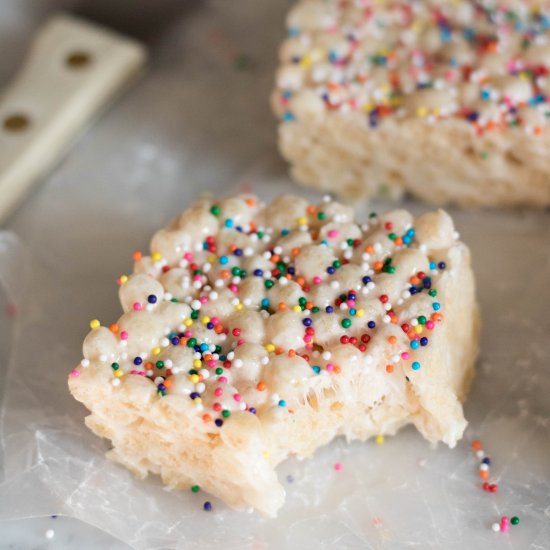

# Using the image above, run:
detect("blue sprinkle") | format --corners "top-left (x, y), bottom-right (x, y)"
top-left (224, 219), bottom-right (234, 228)
top-left (412, 361), bottom-right (421, 370)
top-left (282, 111), bottom-right (296, 123)
top-left (219, 256), bottom-right (229, 265)
top-left (410, 340), bottom-right (420, 350)
top-left (433, 302), bottom-right (441, 311)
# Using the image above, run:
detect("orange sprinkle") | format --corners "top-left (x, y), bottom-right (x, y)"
top-left (374, 261), bottom-right (383, 271)
top-left (305, 301), bottom-right (314, 309)
top-left (163, 379), bottom-right (173, 389)
top-left (249, 221), bottom-right (257, 231)
top-left (202, 414), bottom-right (212, 423)
top-left (179, 338), bottom-right (188, 346)
top-left (285, 273), bottom-right (292, 280)
top-left (271, 254), bottom-right (280, 263)
top-left (410, 276), bottom-right (420, 285)
top-left (471, 440), bottom-right (482, 450)
top-left (109, 323), bottom-right (119, 333)
top-left (306, 205), bottom-right (316, 214)
top-left (431, 312), bottom-right (444, 322)
top-left (229, 244), bottom-right (237, 252)
top-left (257, 381), bottom-right (266, 391)
top-left (132, 250), bottom-right (142, 261)
top-left (278, 302), bottom-right (287, 310)
top-left (386, 364), bottom-right (394, 373)
top-left (214, 325), bottom-right (224, 334)
top-left (296, 277), bottom-right (305, 286)
top-left (291, 247), bottom-right (300, 257)
top-left (391, 316), bottom-right (399, 324)
top-left (145, 361), bottom-right (153, 369)
top-left (288, 349), bottom-right (296, 357)
top-left (388, 336), bottom-right (397, 344)
top-left (333, 365), bottom-right (342, 374)
top-left (535, 126), bottom-right (543, 136)
top-left (245, 198), bottom-right (255, 206)
top-left (221, 270), bottom-right (230, 279)
top-left (275, 346), bottom-right (285, 355)
top-left (365, 245), bottom-right (374, 254)
top-left (395, 237), bottom-right (403, 246)
top-left (480, 471), bottom-right (489, 479)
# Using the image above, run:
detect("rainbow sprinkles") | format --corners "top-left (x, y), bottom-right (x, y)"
top-left (69, 193), bottom-right (479, 516)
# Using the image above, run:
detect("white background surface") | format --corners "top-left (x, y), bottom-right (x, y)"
top-left (0, 1), bottom-right (549, 549)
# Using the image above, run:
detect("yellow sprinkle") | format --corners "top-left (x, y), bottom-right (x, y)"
top-left (193, 359), bottom-right (202, 369)
top-left (189, 374), bottom-right (200, 384)
top-left (375, 435), bottom-right (385, 445)
top-left (520, 71), bottom-right (529, 81)
top-left (193, 397), bottom-right (202, 404)
top-left (416, 106), bottom-right (428, 117)
top-left (362, 101), bottom-right (374, 112)
top-left (297, 216), bottom-right (307, 225)
top-left (202, 316), bottom-right (210, 325)
top-left (299, 54), bottom-right (312, 69)
top-left (184, 318), bottom-right (193, 327)
top-left (119, 275), bottom-right (128, 284)
top-left (90, 319), bottom-right (100, 329)
top-left (152, 347), bottom-right (161, 356)
top-left (262, 450), bottom-right (270, 460)
top-left (292, 305), bottom-right (302, 312)
top-left (414, 325), bottom-right (423, 334)
top-left (151, 252), bottom-right (162, 262)
top-left (235, 303), bottom-right (243, 311)
top-left (114, 369), bottom-right (124, 378)
top-left (265, 344), bottom-right (276, 353)
top-left (356, 308), bottom-right (364, 318)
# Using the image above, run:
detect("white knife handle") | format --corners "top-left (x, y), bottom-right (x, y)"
top-left (0, 15), bottom-right (147, 223)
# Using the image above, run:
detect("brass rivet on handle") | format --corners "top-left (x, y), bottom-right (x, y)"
top-left (3, 114), bottom-right (30, 132)
top-left (66, 51), bottom-right (92, 68)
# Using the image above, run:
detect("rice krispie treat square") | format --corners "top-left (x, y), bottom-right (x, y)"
top-left (272, 1), bottom-right (550, 206)
top-left (69, 193), bottom-right (479, 516)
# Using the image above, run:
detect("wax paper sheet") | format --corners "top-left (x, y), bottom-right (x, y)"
top-left (1, 1), bottom-right (550, 548)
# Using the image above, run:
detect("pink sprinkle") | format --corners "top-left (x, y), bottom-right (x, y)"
top-left (229, 284), bottom-right (238, 293)
top-left (199, 296), bottom-right (208, 304)
top-left (218, 376), bottom-right (228, 384)
top-left (425, 321), bottom-right (434, 330)
top-left (184, 330), bottom-right (193, 337)
top-left (70, 370), bottom-right (80, 378)
top-left (327, 230), bottom-right (339, 238)
top-left (233, 393), bottom-right (241, 402)
top-left (133, 302), bottom-right (142, 311)
top-left (401, 352), bottom-right (410, 360)
top-left (214, 388), bottom-right (223, 397)
top-left (183, 252), bottom-right (193, 261)
top-left (192, 275), bottom-right (202, 281)
top-left (305, 344), bottom-right (313, 350)
top-left (346, 299), bottom-right (355, 307)
top-left (334, 463), bottom-right (342, 471)
top-left (237, 338), bottom-right (245, 346)
top-left (500, 523), bottom-right (510, 533)
top-left (120, 331), bottom-right (129, 340)
top-left (313, 276), bottom-right (322, 285)
top-left (207, 360), bottom-right (216, 368)
top-left (303, 335), bottom-right (312, 343)
top-left (211, 317), bottom-right (220, 325)
top-left (326, 363), bottom-right (335, 372)
top-left (501, 517), bottom-right (509, 524)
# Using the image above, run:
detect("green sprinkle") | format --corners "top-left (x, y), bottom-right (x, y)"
top-left (332, 260), bottom-right (341, 268)
top-left (511, 516), bottom-right (520, 525)
top-left (111, 362), bottom-right (119, 370)
top-left (215, 367), bottom-right (223, 375)
top-left (264, 280), bottom-right (274, 289)
top-left (317, 212), bottom-right (325, 220)
top-left (231, 266), bottom-right (241, 276)
top-left (346, 239), bottom-right (354, 246)
top-left (156, 361), bottom-right (164, 369)
top-left (341, 318), bottom-right (352, 329)
top-left (312, 306), bottom-right (320, 313)
top-left (191, 310), bottom-right (199, 320)
top-left (257, 231), bottom-right (264, 238)
top-left (429, 290), bottom-right (437, 297)
top-left (191, 485), bottom-right (200, 493)
top-left (210, 205), bottom-right (221, 216)
top-left (388, 233), bottom-right (397, 241)
top-left (187, 337), bottom-right (197, 347)
top-left (222, 410), bottom-right (230, 418)
top-left (418, 315), bottom-right (427, 325)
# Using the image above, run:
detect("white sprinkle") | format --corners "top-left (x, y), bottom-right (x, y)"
top-left (112, 379), bottom-right (121, 387)
top-left (491, 523), bottom-right (501, 532)
top-left (199, 369), bottom-right (209, 379)
top-left (261, 356), bottom-right (270, 365)
top-left (154, 376), bottom-right (164, 384)
top-left (365, 354), bottom-right (373, 364)
top-left (81, 359), bottom-right (90, 368)
top-left (322, 351), bottom-right (332, 360)
top-left (121, 352), bottom-right (128, 360)
top-left (234, 359), bottom-right (244, 368)
top-left (227, 351), bottom-right (235, 360)
top-left (384, 303), bottom-right (392, 311)
top-left (99, 354), bottom-right (107, 363)
top-left (161, 338), bottom-right (170, 347)
top-left (475, 450), bottom-right (485, 459)
top-left (196, 382), bottom-right (206, 393)
top-left (479, 463), bottom-right (489, 472)
top-left (146, 369), bottom-right (154, 376)
top-left (330, 281), bottom-right (340, 289)
top-left (45, 529), bottom-right (55, 540)
top-left (195, 403), bottom-right (204, 412)
top-left (146, 304), bottom-right (154, 312)
top-left (383, 315), bottom-right (391, 323)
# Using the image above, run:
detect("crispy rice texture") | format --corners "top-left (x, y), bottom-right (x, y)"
top-left (69, 194), bottom-right (479, 516)
top-left (272, 0), bottom-right (550, 207)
